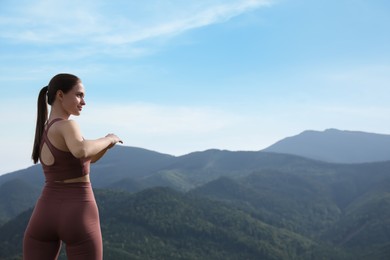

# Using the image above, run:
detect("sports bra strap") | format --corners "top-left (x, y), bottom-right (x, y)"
top-left (45, 118), bottom-right (64, 131)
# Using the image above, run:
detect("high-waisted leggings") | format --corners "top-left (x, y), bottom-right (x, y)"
top-left (23, 182), bottom-right (102, 260)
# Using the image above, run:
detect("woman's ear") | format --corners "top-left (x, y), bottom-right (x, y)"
top-left (56, 90), bottom-right (64, 100)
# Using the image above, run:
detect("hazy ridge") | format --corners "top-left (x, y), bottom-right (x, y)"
top-left (1, 129), bottom-right (390, 259)
top-left (263, 128), bottom-right (390, 163)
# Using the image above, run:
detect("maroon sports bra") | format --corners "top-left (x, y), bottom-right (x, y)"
top-left (40, 118), bottom-right (91, 182)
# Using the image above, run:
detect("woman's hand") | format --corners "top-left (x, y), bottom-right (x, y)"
top-left (106, 133), bottom-right (123, 149)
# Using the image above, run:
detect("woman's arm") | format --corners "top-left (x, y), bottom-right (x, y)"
top-left (91, 139), bottom-right (121, 163)
top-left (60, 120), bottom-right (121, 159)
top-left (90, 146), bottom-right (109, 163)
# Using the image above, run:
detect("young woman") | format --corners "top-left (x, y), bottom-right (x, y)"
top-left (23, 73), bottom-right (122, 260)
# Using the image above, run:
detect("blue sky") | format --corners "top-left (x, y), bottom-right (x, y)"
top-left (1, 0), bottom-right (389, 174)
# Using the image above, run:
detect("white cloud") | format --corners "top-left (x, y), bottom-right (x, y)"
top-left (0, 0), bottom-right (106, 43)
top-left (78, 102), bottom-right (242, 136)
top-left (95, 0), bottom-right (272, 45)
top-left (1, 0), bottom-right (272, 46)
top-left (0, 0), bottom-right (274, 84)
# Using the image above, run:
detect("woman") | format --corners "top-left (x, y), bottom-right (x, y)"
top-left (23, 73), bottom-right (122, 260)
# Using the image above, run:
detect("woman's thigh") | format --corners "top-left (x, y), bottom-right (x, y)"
top-left (59, 201), bottom-right (102, 260)
top-left (23, 199), bottom-right (62, 259)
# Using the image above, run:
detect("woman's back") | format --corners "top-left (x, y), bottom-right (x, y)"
top-left (40, 118), bottom-right (90, 183)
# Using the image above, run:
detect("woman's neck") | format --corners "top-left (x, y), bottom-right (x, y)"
top-left (48, 110), bottom-right (69, 121)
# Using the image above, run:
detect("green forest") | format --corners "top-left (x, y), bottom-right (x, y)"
top-left (1, 148), bottom-right (390, 259)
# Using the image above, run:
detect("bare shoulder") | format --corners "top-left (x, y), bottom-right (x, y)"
top-left (60, 119), bottom-right (78, 127)
top-left (57, 120), bottom-right (82, 137)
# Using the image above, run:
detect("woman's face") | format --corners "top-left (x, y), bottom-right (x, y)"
top-left (61, 82), bottom-right (86, 116)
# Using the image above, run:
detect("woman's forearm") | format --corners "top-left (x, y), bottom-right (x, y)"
top-left (74, 137), bottom-right (113, 159)
top-left (90, 147), bottom-right (109, 163)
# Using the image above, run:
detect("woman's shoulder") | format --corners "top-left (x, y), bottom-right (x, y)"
top-left (52, 119), bottom-right (80, 133)
top-left (61, 119), bottom-right (80, 128)
top-left (53, 119), bottom-right (83, 141)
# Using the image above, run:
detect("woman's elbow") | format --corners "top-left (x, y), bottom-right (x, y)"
top-left (73, 148), bottom-right (88, 159)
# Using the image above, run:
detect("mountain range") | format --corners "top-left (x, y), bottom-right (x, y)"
top-left (263, 128), bottom-right (390, 163)
top-left (1, 128), bottom-right (390, 259)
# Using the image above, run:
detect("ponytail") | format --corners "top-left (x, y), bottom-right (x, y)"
top-left (32, 73), bottom-right (80, 163)
top-left (32, 86), bottom-right (49, 164)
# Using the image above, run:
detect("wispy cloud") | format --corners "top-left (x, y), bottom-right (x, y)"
top-left (0, 0), bottom-right (273, 81)
top-left (0, 0), bottom-right (105, 44)
top-left (96, 0), bottom-right (272, 45)
top-left (1, 0), bottom-right (272, 47)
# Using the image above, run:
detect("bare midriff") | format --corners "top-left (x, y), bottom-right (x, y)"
top-left (55, 175), bottom-right (90, 183)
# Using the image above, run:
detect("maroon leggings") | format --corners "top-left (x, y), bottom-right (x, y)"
top-left (23, 182), bottom-right (102, 260)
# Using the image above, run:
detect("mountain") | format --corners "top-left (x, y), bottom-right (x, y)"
top-left (0, 146), bottom-right (327, 193)
top-left (190, 169), bottom-right (390, 259)
top-left (0, 179), bottom-right (41, 226)
top-left (0, 146), bottom-right (346, 224)
top-left (4, 169), bottom-right (390, 259)
top-left (88, 145), bottom-right (176, 187)
top-left (263, 128), bottom-right (390, 163)
top-left (0, 146), bottom-right (176, 223)
top-left (0, 187), bottom-right (346, 260)
top-left (1, 146), bottom-right (390, 258)
top-left (1, 146), bottom-right (390, 224)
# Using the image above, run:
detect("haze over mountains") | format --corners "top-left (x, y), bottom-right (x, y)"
top-left (263, 128), bottom-right (390, 163)
top-left (1, 128), bottom-right (390, 259)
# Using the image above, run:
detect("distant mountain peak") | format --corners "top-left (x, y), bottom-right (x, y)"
top-left (263, 129), bottom-right (390, 163)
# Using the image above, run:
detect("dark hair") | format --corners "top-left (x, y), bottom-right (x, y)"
top-left (31, 73), bottom-right (81, 164)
